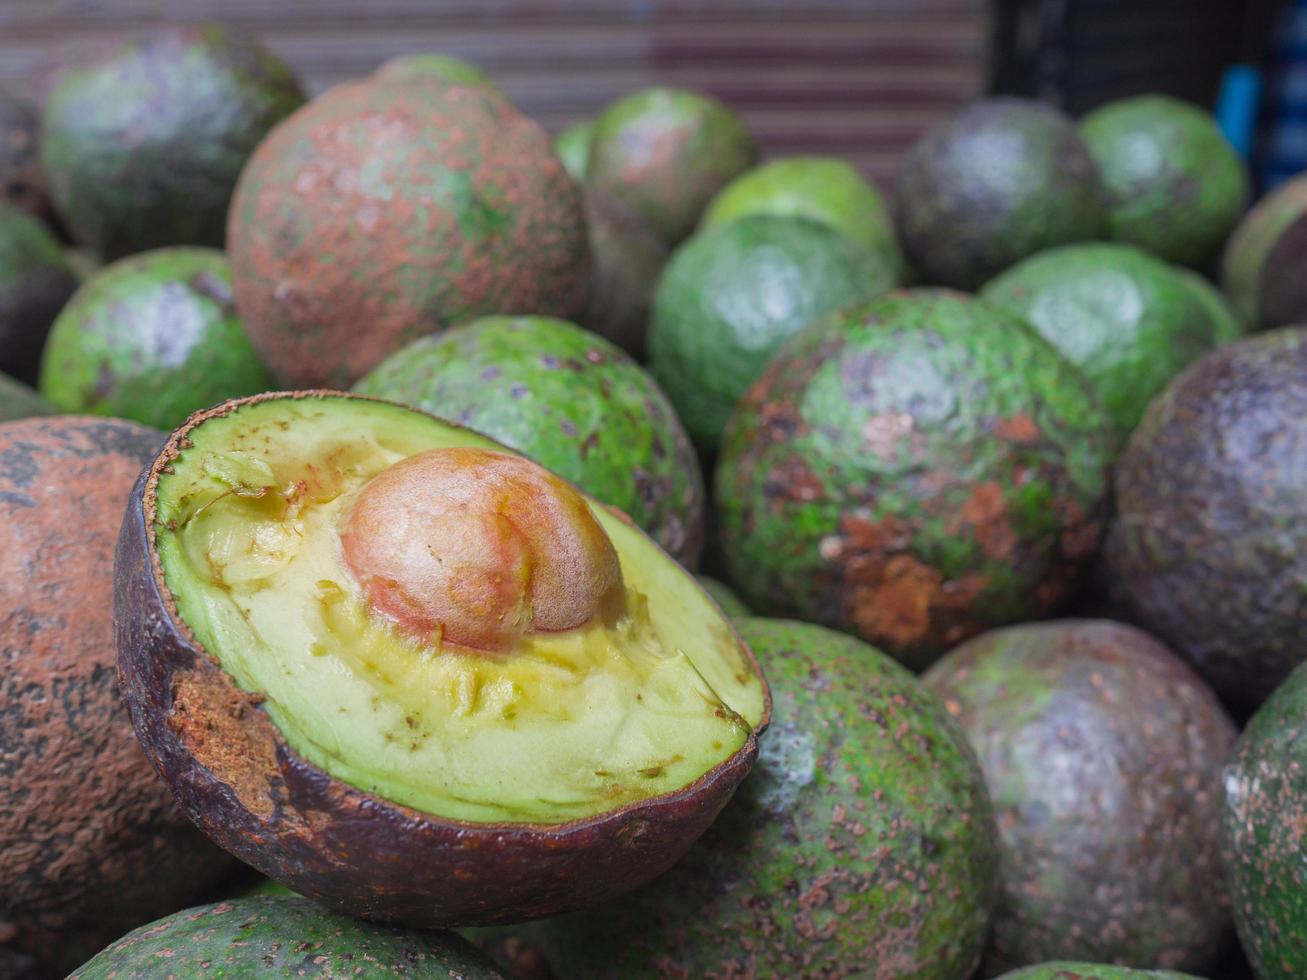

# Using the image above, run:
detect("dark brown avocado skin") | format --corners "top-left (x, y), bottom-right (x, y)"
top-left (112, 390), bottom-right (770, 929)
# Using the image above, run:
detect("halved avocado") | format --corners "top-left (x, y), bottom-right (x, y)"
top-left (114, 390), bottom-right (769, 927)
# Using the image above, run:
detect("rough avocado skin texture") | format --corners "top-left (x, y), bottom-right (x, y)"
top-left (1222, 659), bottom-right (1307, 980)
top-left (1080, 95), bottom-right (1249, 269)
top-left (716, 289), bottom-right (1111, 670)
top-left (995, 965), bottom-right (1205, 980)
top-left (697, 575), bottom-right (750, 617)
top-left (0, 371), bottom-right (52, 420)
top-left (537, 617), bottom-right (999, 980)
top-left (587, 86), bottom-right (757, 244)
top-left (0, 203), bottom-right (78, 384)
top-left (1104, 328), bottom-right (1307, 706)
top-left (554, 119), bottom-right (593, 182)
top-left (40, 24), bottom-right (305, 261)
top-left (650, 214), bottom-right (895, 452)
top-left (700, 154), bottom-right (906, 279)
top-left (980, 243), bottom-right (1223, 448)
top-left (1221, 171), bottom-right (1307, 331)
top-left (894, 97), bottom-right (1105, 290)
top-left (68, 896), bottom-right (505, 978)
top-left (228, 77), bottom-right (591, 388)
top-left (353, 316), bottom-right (704, 565)
top-left (38, 247), bottom-right (272, 430)
top-left (924, 620), bottom-right (1235, 975)
top-left (374, 51), bottom-right (499, 91)
top-left (578, 189), bottom-right (668, 359)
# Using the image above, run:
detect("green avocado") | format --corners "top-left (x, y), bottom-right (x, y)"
top-left (980, 243), bottom-right (1224, 448)
top-left (353, 315), bottom-right (704, 566)
top-left (1104, 327), bottom-right (1307, 706)
top-left (0, 371), bottom-right (53, 421)
top-left (587, 87), bottom-right (757, 244)
top-left (1222, 659), bottom-right (1307, 979)
top-left (995, 965), bottom-right (1206, 980)
top-left (38, 247), bottom-right (273, 430)
top-left (1221, 171), bottom-right (1307, 331)
top-left (715, 288), bottom-right (1111, 670)
top-left (0, 203), bottom-right (78, 384)
top-left (373, 51), bottom-right (500, 92)
top-left (894, 97), bottom-right (1106, 289)
top-left (554, 119), bottom-right (593, 182)
top-left (649, 214), bottom-right (896, 451)
top-left (41, 23), bottom-right (305, 260)
top-left (578, 190), bottom-right (669, 360)
top-left (1080, 95), bottom-right (1250, 268)
top-left (1176, 268), bottom-right (1244, 344)
top-left (924, 620), bottom-right (1235, 974)
top-left (696, 576), bottom-right (750, 617)
top-left (700, 155), bottom-right (906, 280)
top-left (68, 896), bottom-right (504, 978)
top-left (536, 617), bottom-right (998, 978)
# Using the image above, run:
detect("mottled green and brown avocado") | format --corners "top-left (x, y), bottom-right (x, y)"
top-left (650, 214), bottom-right (897, 452)
top-left (995, 965), bottom-right (1206, 980)
top-left (716, 289), bottom-right (1111, 670)
top-left (353, 316), bottom-right (705, 565)
top-left (1105, 327), bottom-right (1307, 706)
top-left (0, 89), bottom-right (53, 225)
top-left (587, 87), bottom-right (757, 244)
top-left (38, 247), bottom-right (272, 430)
top-left (537, 617), bottom-right (999, 979)
top-left (40, 23), bottom-right (305, 260)
top-left (69, 896), bottom-right (504, 979)
top-left (1080, 95), bottom-right (1249, 268)
top-left (373, 51), bottom-right (499, 91)
top-left (0, 203), bottom-right (78, 384)
top-left (924, 620), bottom-right (1235, 974)
top-left (980, 243), bottom-right (1227, 448)
top-left (1222, 659), bottom-right (1307, 979)
top-left (1221, 171), bottom-right (1307, 331)
top-left (894, 97), bottom-right (1106, 289)
top-left (578, 190), bottom-right (668, 359)
top-left (0, 416), bottom-right (233, 979)
top-left (0, 371), bottom-right (52, 421)
top-left (228, 77), bottom-right (590, 388)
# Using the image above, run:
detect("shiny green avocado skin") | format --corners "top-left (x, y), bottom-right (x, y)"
top-left (0, 204), bottom-right (78, 384)
top-left (995, 964), bottom-right (1205, 980)
top-left (1221, 171), bottom-right (1307, 331)
top-left (537, 618), bottom-right (998, 979)
top-left (353, 315), bottom-right (705, 566)
top-left (40, 23), bottom-right (305, 260)
top-left (716, 289), bottom-right (1111, 670)
top-left (67, 896), bottom-right (504, 979)
top-left (1080, 95), bottom-right (1249, 269)
top-left (981, 243), bottom-right (1225, 449)
top-left (1223, 660), bottom-right (1307, 980)
top-left (0, 371), bottom-right (53, 421)
top-left (894, 97), bottom-right (1106, 289)
top-left (38, 247), bottom-right (273, 430)
top-left (650, 214), bottom-right (895, 452)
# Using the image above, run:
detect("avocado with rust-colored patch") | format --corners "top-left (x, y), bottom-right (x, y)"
top-left (0, 203), bottom-right (78, 384)
top-left (537, 617), bottom-right (998, 979)
top-left (925, 620), bottom-right (1235, 975)
top-left (894, 98), bottom-right (1106, 289)
top-left (69, 896), bottom-right (504, 978)
top-left (1080, 95), bottom-right (1249, 268)
top-left (1221, 170), bottom-right (1307, 331)
top-left (716, 288), bottom-right (1111, 670)
top-left (38, 247), bottom-right (273, 430)
top-left (41, 24), bottom-right (305, 260)
top-left (354, 315), bottom-right (704, 566)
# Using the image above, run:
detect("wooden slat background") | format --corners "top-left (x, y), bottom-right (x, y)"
top-left (0, 0), bottom-right (991, 186)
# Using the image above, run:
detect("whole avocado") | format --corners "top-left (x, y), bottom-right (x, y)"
top-left (41, 24), bottom-right (305, 260)
top-left (1080, 95), bottom-right (1249, 268)
top-left (587, 86), bottom-right (757, 244)
top-left (894, 98), bottom-right (1106, 289)
top-left (537, 618), bottom-right (999, 979)
top-left (650, 214), bottom-right (896, 451)
top-left (995, 965), bottom-right (1205, 980)
top-left (1222, 659), bottom-right (1307, 979)
top-left (924, 620), bottom-right (1235, 974)
top-left (1105, 327), bottom-right (1307, 706)
top-left (0, 203), bottom-right (78, 383)
top-left (353, 316), bottom-right (704, 566)
top-left (980, 243), bottom-right (1226, 448)
top-left (578, 190), bottom-right (668, 359)
top-left (716, 289), bottom-right (1111, 670)
top-left (228, 77), bottom-right (591, 388)
top-left (38, 247), bottom-right (272, 430)
top-left (1221, 171), bottom-right (1307, 331)
top-left (69, 895), bottom-right (504, 979)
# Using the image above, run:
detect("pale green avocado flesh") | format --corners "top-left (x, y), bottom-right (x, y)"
top-left (152, 396), bottom-right (765, 824)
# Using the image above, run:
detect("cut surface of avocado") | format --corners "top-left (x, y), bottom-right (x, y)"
top-left (152, 396), bottom-right (765, 824)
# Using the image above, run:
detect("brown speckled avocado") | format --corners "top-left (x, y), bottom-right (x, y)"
top-left (228, 77), bottom-right (591, 388)
top-left (0, 416), bottom-right (233, 979)
top-left (924, 620), bottom-right (1235, 975)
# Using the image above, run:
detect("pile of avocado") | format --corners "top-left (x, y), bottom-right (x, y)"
top-left (3, 19), bottom-right (1307, 980)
